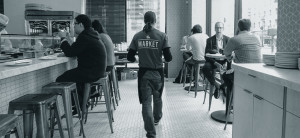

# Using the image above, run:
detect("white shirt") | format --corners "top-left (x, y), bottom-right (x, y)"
top-left (186, 33), bottom-right (209, 61)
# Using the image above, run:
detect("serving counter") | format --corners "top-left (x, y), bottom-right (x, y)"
top-left (232, 63), bottom-right (300, 138)
top-left (0, 55), bottom-right (76, 114)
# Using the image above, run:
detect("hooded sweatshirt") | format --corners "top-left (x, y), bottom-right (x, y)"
top-left (60, 28), bottom-right (107, 79)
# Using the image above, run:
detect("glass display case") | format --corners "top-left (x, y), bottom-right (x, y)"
top-left (0, 34), bottom-right (60, 60)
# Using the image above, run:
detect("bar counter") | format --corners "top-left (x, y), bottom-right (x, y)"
top-left (0, 54), bottom-right (77, 114)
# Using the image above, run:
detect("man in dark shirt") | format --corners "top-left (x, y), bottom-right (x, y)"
top-left (202, 22), bottom-right (230, 99)
top-left (127, 11), bottom-right (172, 138)
top-left (56, 14), bottom-right (107, 107)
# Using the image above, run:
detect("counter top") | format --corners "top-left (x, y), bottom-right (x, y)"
top-left (0, 54), bottom-right (76, 80)
top-left (232, 63), bottom-right (300, 92)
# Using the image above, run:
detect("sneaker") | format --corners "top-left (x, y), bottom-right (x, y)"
top-left (214, 86), bottom-right (220, 99)
top-left (154, 120), bottom-right (160, 125)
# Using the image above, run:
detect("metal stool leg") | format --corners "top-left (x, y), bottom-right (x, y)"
top-left (111, 67), bottom-right (120, 102)
top-left (23, 110), bottom-right (34, 138)
top-left (102, 78), bottom-right (114, 133)
top-left (188, 66), bottom-right (194, 93)
top-left (183, 65), bottom-right (187, 87)
top-left (224, 88), bottom-right (233, 130)
top-left (35, 105), bottom-right (50, 138)
top-left (61, 91), bottom-right (74, 138)
top-left (194, 64), bottom-right (200, 98)
top-left (53, 101), bottom-right (65, 138)
top-left (82, 83), bottom-right (91, 124)
top-left (73, 90), bottom-right (86, 138)
top-left (15, 118), bottom-right (24, 138)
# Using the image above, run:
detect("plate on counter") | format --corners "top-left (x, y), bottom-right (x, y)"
top-left (4, 59), bottom-right (32, 66)
top-left (39, 55), bottom-right (57, 60)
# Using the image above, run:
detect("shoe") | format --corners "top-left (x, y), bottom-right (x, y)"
top-left (154, 120), bottom-right (160, 125)
top-left (214, 86), bottom-right (220, 99)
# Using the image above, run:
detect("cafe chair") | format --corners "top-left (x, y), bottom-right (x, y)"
top-left (8, 94), bottom-right (64, 138)
top-left (0, 114), bottom-right (23, 138)
top-left (203, 70), bottom-right (225, 111)
top-left (42, 82), bottom-right (85, 138)
top-left (82, 74), bottom-right (114, 133)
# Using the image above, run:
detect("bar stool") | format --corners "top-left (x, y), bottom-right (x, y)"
top-left (187, 62), bottom-right (206, 98)
top-left (90, 71), bottom-right (116, 111)
top-left (0, 114), bottom-right (23, 138)
top-left (82, 74), bottom-right (114, 133)
top-left (224, 85), bottom-right (234, 130)
top-left (42, 82), bottom-right (85, 138)
top-left (111, 66), bottom-right (121, 101)
top-left (8, 94), bottom-right (64, 138)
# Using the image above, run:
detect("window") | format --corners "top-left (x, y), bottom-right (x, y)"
top-left (126, 0), bottom-right (165, 44)
top-left (192, 0), bottom-right (206, 34)
top-left (211, 0), bottom-right (235, 37)
top-left (242, 0), bottom-right (278, 53)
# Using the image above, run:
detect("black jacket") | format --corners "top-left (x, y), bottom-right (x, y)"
top-left (61, 28), bottom-right (107, 80)
top-left (205, 35), bottom-right (230, 65)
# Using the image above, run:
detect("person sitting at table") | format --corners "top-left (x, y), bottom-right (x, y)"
top-left (222, 18), bottom-right (262, 101)
top-left (202, 22), bottom-right (230, 99)
top-left (56, 14), bottom-right (107, 110)
top-left (185, 24), bottom-right (209, 66)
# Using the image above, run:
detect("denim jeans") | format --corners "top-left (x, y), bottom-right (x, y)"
top-left (140, 71), bottom-right (163, 138)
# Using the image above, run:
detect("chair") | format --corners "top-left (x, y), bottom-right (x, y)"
top-left (0, 114), bottom-right (23, 138)
top-left (82, 74), bottom-right (114, 133)
top-left (187, 62), bottom-right (207, 98)
top-left (8, 94), bottom-right (64, 138)
top-left (203, 70), bottom-right (225, 111)
top-left (42, 82), bottom-right (85, 138)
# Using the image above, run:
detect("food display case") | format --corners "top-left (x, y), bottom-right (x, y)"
top-left (0, 34), bottom-right (60, 60)
top-left (24, 10), bottom-right (79, 36)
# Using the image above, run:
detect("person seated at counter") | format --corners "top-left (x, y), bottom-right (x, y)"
top-left (202, 22), bottom-right (230, 99)
top-left (92, 20), bottom-right (115, 71)
top-left (0, 13), bottom-right (12, 51)
top-left (56, 14), bottom-right (107, 111)
top-left (222, 19), bottom-right (262, 97)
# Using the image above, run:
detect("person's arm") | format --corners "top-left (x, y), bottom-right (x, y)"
top-left (60, 35), bottom-right (86, 57)
top-left (163, 47), bottom-right (172, 62)
top-left (127, 35), bottom-right (138, 62)
top-left (127, 48), bottom-right (137, 62)
top-left (223, 38), bottom-right (236, 61)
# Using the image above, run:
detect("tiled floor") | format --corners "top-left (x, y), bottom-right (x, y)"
top-left (53, 78), bottom-right (232, 138)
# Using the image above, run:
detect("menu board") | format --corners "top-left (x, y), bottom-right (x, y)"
top-left (86, 0), bottom-right (126, 43)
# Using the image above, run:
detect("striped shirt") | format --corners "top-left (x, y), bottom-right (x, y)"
top-left (224, 31), bottom-right (262, 63)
